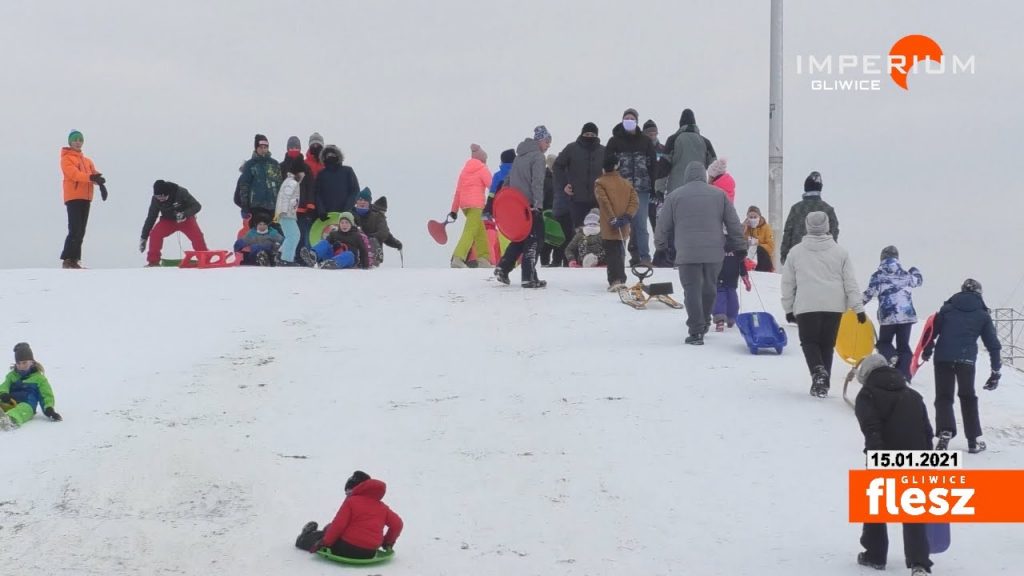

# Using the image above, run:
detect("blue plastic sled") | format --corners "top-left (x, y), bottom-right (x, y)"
top-left (316, 547), bottom-right (395, 565)
top-left (927, 523), bottom-right (950, 554)
top-left (735, 312), bottom-right (788, 355)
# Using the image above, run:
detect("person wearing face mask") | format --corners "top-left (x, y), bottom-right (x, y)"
top-left (553, 122), bottom-right (605, 229)
top-left (315, 144), bottom-right (361, 220)
top-left (353, 188), bottom-right (402, 265)
top-left (743, 206), bottom-right (775, 272)
top-left (605, 108), bottom-right (657, 266)
top-left (564, 209), bottom-right (606, 268)
top-left (663, 108), bottom-right (717, 194)
top-left (237, 134), bottom-right (284, 229)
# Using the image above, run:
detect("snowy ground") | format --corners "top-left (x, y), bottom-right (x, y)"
top-left (1, 267), bottom-right (1022, 576)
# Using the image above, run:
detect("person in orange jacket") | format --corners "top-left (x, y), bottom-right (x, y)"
top-left (60, 130), bottom-right (106, 269)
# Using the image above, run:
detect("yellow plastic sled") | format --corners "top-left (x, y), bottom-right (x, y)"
top-left (837, 309), bottom-right (876, 406)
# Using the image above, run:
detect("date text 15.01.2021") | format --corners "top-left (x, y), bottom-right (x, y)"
top-left (866, 450), bottom-right (962, 469)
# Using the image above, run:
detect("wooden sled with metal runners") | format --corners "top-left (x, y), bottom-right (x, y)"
top-left (618, 264), bottom-right (684, 310)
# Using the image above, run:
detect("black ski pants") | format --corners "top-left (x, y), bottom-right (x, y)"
top-left (603, 239), bottom-right (626, 286)
top-left (295, 522), bottom-right (376, 559)
top-left (796, 312), bottom-right (843, 380)
top-left (60, 199), bottom-right (91, 261)
top-left (498, 213), bottom-right (544, 283)
top-left (860, 523), bottom-right (932, 571)
top-left (934, 361), bottom-right (982, 443)
top-left (877, 323), bottom-right (913, 380)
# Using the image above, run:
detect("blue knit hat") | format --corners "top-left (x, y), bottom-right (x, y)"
top-left (533, 125), bottom-right (552, 142)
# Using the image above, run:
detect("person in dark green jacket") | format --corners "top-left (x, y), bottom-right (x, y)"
top-left (353, 188), bottom-right (402, 265)
top-left (0, 343), bottom-right (61, 430)
top-left (779, 171), bottom-right (839, 264)
top-left (237, 134), bottom-right (284, 225)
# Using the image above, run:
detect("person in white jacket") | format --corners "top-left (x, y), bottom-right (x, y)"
top-left (275, 159), bottom-right (305, 265)
top-left (781, 211), bottom-right (866, 397)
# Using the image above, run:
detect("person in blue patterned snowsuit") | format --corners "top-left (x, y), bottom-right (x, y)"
top-left (862, 246), bottom-right (923, 379)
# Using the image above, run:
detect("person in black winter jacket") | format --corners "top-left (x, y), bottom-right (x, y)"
top-left (605, 108), bottom-right (657, 265)
top-left (553, 122), bottom-right (606, 228)
top-left (315, 145), bottom-right (360, 219)
top-left (140, 180), bottom-right (208, 267)
top-left (922, 278), bottom-right (1001, 453)
top-left (853, 353), bottom-right (934, 574)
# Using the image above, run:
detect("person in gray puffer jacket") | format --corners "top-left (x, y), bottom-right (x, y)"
top-left (655, 161), bottom-right (746, 344)
top-left (663, 108), bottom-right (717, 193)
top-left (495, 125), bottom-right (552, 288)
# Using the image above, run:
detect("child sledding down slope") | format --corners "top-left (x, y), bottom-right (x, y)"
top-left (294, 471), bottom-right (404, 559)
top-left (299, 212), bottom-right (370, 269)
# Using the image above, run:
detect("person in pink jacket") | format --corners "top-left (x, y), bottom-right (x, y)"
top-left (449, 144), bottom-right (493, 268)
top-left (708, 158), bottom-right (735, 204)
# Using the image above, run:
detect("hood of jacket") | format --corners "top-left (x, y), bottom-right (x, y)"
top-left (947, 291), bottom-right (987, 313)
top-left (349, 478), bottom-right (387, 500)
top-left (372, 196), bottom-right (388, 213)
top-left (866, 366), bottom-right (908, 393)
top-left (320, 144), bottom-right (344, 165)
top-left (878, 258), bottom-right (906, 275)
top-left (711, 173), bottom-right (735, 196)
top-left (682, 161), bottom-right (707, 185)
top-left (800, 233), bottom-right (836, 252)
top-left (515, 138), bottom-right (540, 156)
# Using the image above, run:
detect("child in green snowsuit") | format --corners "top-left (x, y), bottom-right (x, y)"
top-left (0, 343), bottom-right (62, 430)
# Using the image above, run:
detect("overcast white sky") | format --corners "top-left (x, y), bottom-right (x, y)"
top-left (2, 0), bottom-right (1022, 311)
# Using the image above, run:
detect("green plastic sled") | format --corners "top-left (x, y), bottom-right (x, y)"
top-left (159, 258), bottom-right (182, 267)
top-left (309, 212), bottom-right (343, 246)
top-left (543, 210), bottom-right (564, 247)
top-left (316, 547), bottom-right (395, 565)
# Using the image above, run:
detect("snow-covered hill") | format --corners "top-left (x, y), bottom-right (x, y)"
top-left (1, 267), bottom-right (1022, 575)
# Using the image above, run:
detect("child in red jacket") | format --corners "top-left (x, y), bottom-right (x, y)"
top-left (295, 471), bottom-right (404, 559)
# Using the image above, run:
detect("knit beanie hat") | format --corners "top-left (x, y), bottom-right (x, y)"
top-left (857, 353), bottom-right (892, 385)
top-left (68, 130), bottom-right (84, 145)
top-left (286, 136), bottom-right (302, 150)
top-left (254, 134), bottom-right (269, 150)
top-left (470, 143), bottom-right (487, 162)
top-left (622, 108), bottom-right (639, 121)
top-left (805, 211), bottom-right (830, 235)
top-left (804, 171), bottom-right (823, 193)
top-left (308, 132), bottom-right (325, 148)
top-left (338, 212), bottom-right (355, 225)
top-left (344, 470), bottom-right (371, 492)
top-left (533, 125), bottom-right (552, 142)
top-left (962, 278), bottom-right (982, 294)
top-left (581, 122), bottom-right (599, 136)
top-left (153, 180), bottom-right (176, 196)
top-left (583, 210), bottom-right (600, 236)
top-left (707, 158), bottom-right (728, 180)
top-left (880, 245), bottom-right (899, 261)
top-left (356, 188), bottom-right (372, 203)
top-left (500, 149), bottom-right (516, 164)
top-left (13, 342), bottom-right (33, 362)
top-left (679, 108), bottom-right (696, 126)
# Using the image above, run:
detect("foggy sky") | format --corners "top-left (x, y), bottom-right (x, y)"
top-left (2, 0), bottom-right (1022, 314)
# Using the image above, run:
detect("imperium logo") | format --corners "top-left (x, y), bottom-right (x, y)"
top-left (796, 34), bottom-right (976, 92)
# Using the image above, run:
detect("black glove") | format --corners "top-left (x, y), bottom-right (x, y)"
top-left (393, 239), bottom-right (403, 251)
top-left (175, 212), bottom-right (186, 223)
top-left (984, 371), bottom-right (1001, 391)
top-left (856, 312), bottom-right (867, 324)
top-left (43, 407), bottom-right (62, 421)
top-left (139, 238), bottom-right (147, 253)
top-left (0, 393), bottom-right (12, 404)
top-left (448, 211), bottom-right (458, 222)
top-left (922, 346), bottom-right (933, 362)
top-left (99, 183), bottom-right (109, 201)
top-left (89, 173), bottom-right (106, 185)
top-left (785, 312), bottom-right (796, 324)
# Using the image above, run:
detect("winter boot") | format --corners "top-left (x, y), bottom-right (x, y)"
top-left (318, 259), bottom-right (339, 270)
top-left (715, 320), bottom-right (725, 332)
top-left (272, 252), bottom-right (284, 267)
top-left (522, 279), bottom-right (547, 289)
top-left (301, 521), bottom-right (318, 535)
top-left (493, 267), bottom-right (510, 285)
top-left (969, 439), bottom-right (987, 454)
top-left (450, 256), bottom-right (468, 269)
top-left (936, 431), bottom-right (952, 451)
top-left (62, 259), bottom-right (82, 269)
top-left (685, 333), bottom-right (704, 345)
top-left (856, 552), bottom-right (885, 570)
top-left (910, 566), bottom-right (929, 576)
top-left (810, 365), bottom-right (830, 398)
top-left (144, 262), bottom-right (160, 268)
top-left (255, 251), bottom-right (271, 266)
top-left (299, 246), bottom-right (318, 268)
top-left (475, 258), bottom-right (491, 268)
top-left (608, 283), bottom-right (626, 292)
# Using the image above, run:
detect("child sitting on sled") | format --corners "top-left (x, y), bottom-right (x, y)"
top-left (565, 210), bottom-right (606, 268)
top-left (299, 212), bottom-right (370, 269)
top-left (233, 212), bottom-right (284, 266)
top-left (294, 471), bottom-right (404, 559)
top-left (0, 343), bottom-right (62, 431)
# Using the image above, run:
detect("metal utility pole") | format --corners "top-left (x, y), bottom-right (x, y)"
top-left (768, 0), bottom-right (784, 267)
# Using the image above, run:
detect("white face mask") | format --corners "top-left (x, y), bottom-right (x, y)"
top-left (747, 217), bottom-right (760, 227)
top-left (583, 224), bottom-right (599, 236)
top-left (622, 119), bottom-right (637, 132)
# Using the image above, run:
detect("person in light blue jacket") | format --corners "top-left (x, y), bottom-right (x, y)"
top-left (862, 245), bottom-right (923, 379)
